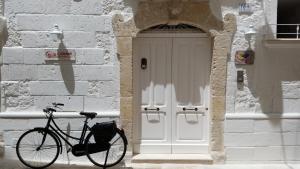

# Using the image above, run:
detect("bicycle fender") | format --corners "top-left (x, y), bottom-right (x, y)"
top-left (119, 128), bottom-right (128, 145)
top-left (33, 127), bottom-right (63, 154)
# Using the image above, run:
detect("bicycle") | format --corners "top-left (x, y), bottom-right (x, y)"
top-left (15, 103), bottom-right (128, 169)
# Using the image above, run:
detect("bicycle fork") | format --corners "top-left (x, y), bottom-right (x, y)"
top-left (36, 130), bottom-right (47, 151)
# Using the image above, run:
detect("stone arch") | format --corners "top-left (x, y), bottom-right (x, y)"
top-left (112, 0), bottom-right (236, 163)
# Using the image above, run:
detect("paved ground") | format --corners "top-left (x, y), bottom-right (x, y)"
top-left (1, 159), bottom-right (300, 169)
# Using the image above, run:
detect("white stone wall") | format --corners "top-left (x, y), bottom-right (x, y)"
top-left (0, 0), bottom-right (132, 161)
top-left (224, 0), bottom-right (300, 163)
top-left (0, 0), bottom-right (135, 112)
top-left (1, 0), bottom-right (300, 164)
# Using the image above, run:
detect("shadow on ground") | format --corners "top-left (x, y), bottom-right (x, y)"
top-left (0, 159), bottom-right (133, 169)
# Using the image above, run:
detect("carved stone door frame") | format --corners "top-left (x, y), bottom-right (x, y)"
top-left (112, 1), bottom-right (236, 163)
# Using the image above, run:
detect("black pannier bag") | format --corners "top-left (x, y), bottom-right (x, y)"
top-left (91, 121), bottom-right (117, 144)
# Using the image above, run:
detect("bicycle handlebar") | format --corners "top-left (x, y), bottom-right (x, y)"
top-left (43, 108), bottom-right (56, 113)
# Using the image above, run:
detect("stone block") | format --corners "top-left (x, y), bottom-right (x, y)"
top-left (224, 119), bottom-right (254, 133)
top-left (88, 81), bottom-right (118, 97)
top-left (29, 81), bottom-right (89, 96)
top-left (255, 119), bottom-right (300, 132)
top-left (282, 99), bottom-right (300, 113)
top-left (223, 13), bottom-right (237, 33)
top-left (44, 0), bottom-right (71, 14)
top-left (253, 147), bottom-right (285, 161)
top-left (37, 65), bottom-right (62, 81)
top-left (70, 0), bottom-right (103, 15)
top-left (2, 47), bottom-right (23, 64)
top-left (7, 65), bottom-right (38, 81)
top-left (6, 96), bottom-right (34, 111)
top-left (76, 48), bottom-right (105, 65)
top-left (210, 121), bottom-right (224, 151)
top-left (225, 96), bottom-right (235, 113)
top-left (282, 84), bottom-right (300, 99)
top-left (225, 147), bottom-right (254, 161)
top-left (224, 133), bottom-right (256, 147)
top-left (73, 65), bottom-right (115, 81)
top-left (282, 119), bottom-right (300, 132)
top-left (23, 48), bottom-right (45, 64)
top-left (2, 82), bottom-right (19, 96)
top-left (254, 132), bottom-right (298, 146)
top-left (117, 37), bottom-right (132, 56)
top-left (34, 96), bottom-right (56, 110)
top-left (120, 56), bottom-right (133, 97)
top-left (5, 0), bottom-right (46, 14)
top-left (1, 65), bottom-right (9, 81)
top-left (84, 96), bottom-right (117, 112)
top-left (56, 96), bottom-right (84, 111)
top-left (64, 32), bottom-right (97, 48)
top-left (120, 97), bottom-right (133, 121)
top-left (21, 31), bottom-right (96, 48)
top-left (17, 14), bottom-right (108, 32)
top-left (210, 96), bottom-right (225, 120)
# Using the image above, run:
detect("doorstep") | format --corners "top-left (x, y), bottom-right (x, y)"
top-left (131, 154), bottom-right (213, 164)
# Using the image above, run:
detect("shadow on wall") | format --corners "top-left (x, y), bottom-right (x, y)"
top-left (0, 17), bottom-right (8, 112)
top-left (244, 25), bottom-right (300, 117)
top-left (45, 39), bottom-right (75, 95)
top-left (58, 41), bottom-right (75, 95)
top-left (242, 25), bottom-right (300, 165)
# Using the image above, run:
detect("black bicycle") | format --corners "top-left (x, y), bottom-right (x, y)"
top-left (16, 103), bottom-right (128, 169)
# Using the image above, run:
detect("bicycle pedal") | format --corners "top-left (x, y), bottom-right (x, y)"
top-left (67, 148), bottom-right (71, 153)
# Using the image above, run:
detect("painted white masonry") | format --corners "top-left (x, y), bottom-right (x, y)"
top-left (223, 0), bottom-right (300, 163)
top-left (0, 0), bottom-right (300, 164)
top-left (1, 0), bottom-right (123, 162)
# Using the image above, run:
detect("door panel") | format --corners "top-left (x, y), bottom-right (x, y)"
top-left (141, 112), bottom-right (166, 140)
top-left (134, 38), bottom-right (172, 153)
top-left (172, 38), bottom-right (210, 153)
top-left (176, 113), bottom-right (204, 140)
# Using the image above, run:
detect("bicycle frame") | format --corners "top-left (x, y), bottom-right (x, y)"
top-left (42, 112), bottom-right (91, 150)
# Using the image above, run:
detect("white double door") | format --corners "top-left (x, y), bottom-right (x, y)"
top-left (133, 34), bottom-right (211, 154)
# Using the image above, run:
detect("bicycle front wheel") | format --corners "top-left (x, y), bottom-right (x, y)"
top-left (16, 128), bottom-right (59, 169)
top-left (85, 129), bottom-right (127, 168)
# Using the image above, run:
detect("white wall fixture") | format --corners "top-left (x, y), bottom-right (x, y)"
top-left (245, 25), bottom-right (256, 48)
top-left (245, 25), bottom-right (256, 40)
top-left (50, 24), bottom-right (63, 42)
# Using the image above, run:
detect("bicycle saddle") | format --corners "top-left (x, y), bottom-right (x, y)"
top-left (80, 112), bottom-right (97, 119)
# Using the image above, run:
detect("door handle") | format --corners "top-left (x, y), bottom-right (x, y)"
top-left (144, 107), bottom-right (160, 111)
top-left (183, 107), bottom-right (198, 111)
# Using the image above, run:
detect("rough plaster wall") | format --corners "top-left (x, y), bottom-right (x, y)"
top-left (0, 0), bottom-right (136, 112)
top-left (223, 0), bottom-right (300, 115)
top-left (224, 0), bottom-right (300, 115)
top-left (223, 0), bottom-right (300, 163)
top-left (1, 0), bottom-right (300, 163)
top-left (0, 0), bottom-right (134, 161)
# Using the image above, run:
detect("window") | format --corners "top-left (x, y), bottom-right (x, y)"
top-left (277, 0), bottom-right (300, 38)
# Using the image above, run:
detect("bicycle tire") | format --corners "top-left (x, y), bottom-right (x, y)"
top-left (16, 128), bottom-right (59, 169)
top-left (85, 128), bottom-right (127, 168)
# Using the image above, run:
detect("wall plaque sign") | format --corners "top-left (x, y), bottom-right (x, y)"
top-left (45, 49), bottom-right (76, 60)
top-left (239, 3), bottom-right (253, 14)
top-left (235, 50), bottom-right (255, 65)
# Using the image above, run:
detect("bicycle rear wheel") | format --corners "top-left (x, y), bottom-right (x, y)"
top-left (85, 129), bottom-right (127, 168)
top-left (16, 128), bottom-right (59, 169)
